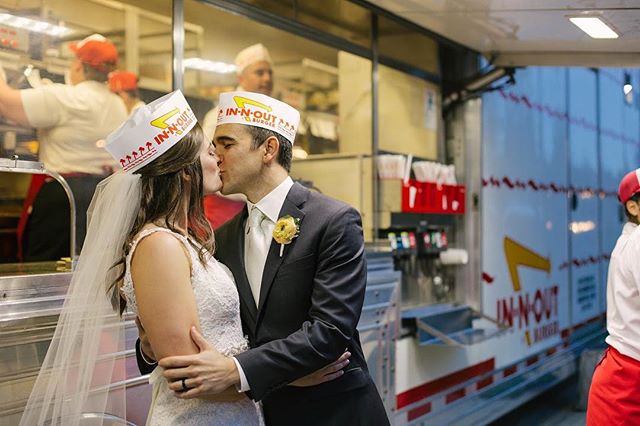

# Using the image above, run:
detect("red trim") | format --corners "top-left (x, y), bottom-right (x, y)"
top-left (503, 365), bottom-right (518, 377)
top-left (546, 347), bottom-right (557, 356)
top-left (407, 402), bottom-right (432, 421)
top-left (476, 376), bottom-right (494, 390)
top-left (526, 355), bottom-right (539, 366)
top-left (396, 359), bottom-right (495, 409)
top-left (446, 388), bottom-right (466, 404)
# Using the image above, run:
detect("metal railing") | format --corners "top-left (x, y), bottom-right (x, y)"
top-left (0, 156), bottom-right (76, 267)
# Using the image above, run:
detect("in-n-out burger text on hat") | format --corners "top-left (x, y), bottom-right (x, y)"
top-left (105, 90), bottom-right (197, 173)
top-left (216, 91), bottom-right (299, 143)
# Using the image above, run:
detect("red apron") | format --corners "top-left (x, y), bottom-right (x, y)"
top-left (587, 345), bottom-right (640, 425)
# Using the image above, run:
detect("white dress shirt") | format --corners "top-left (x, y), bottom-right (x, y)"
top-left (233, 176), bottom-right (294, 392)
top-left (605, 222), bottom-right (640, 361)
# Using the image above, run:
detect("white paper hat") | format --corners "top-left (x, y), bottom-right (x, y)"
top-left (216, 91), bottom-right (299, 144)
top-left (235, 43), bottom-right (272, 74)
top-left (105, 90), bottom-right (197, 173)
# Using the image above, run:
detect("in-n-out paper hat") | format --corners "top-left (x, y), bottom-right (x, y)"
top-left (234, 43), bottom-right (272, 74)
top-left (216, 91), bottom-right (299, 143)
top-left (105, 90), bottom-right (197, 173)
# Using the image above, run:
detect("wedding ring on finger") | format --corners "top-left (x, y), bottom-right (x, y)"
top-left (181, 378), bottom-right (189, 391)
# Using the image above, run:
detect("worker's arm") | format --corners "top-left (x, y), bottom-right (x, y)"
top-left (0, 78), bottom-right (30, 127)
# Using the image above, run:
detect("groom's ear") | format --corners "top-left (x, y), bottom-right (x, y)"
top-left (263, 135), bottom-right (280, 163)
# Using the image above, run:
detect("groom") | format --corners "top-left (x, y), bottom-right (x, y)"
top-left (138, 91), bottom-right (389, 425)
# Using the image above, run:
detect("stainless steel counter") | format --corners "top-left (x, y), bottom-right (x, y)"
top-left (0, 267), bottom-right (150, 425)
top-left (0, 249), bottom-right (399, 425)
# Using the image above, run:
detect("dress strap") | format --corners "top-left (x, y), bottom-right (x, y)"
top-left (126, 227), bottom-right (193, 273)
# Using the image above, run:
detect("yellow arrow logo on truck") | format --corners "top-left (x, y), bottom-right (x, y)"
top-left (504, 237), bottom-right (551, 291)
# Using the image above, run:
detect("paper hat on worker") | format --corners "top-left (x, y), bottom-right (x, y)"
top-left (235, 43), bottom-right (272, 74)
top-left (216, 91), bottom-right (299, 144)
top-left (70, 34), bottom-right (118, 71)
top-left (618, 168), bottom-right (640, 204)
top-left (105, 90), bottom-right (197, 173)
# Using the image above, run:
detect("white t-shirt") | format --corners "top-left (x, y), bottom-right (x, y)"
top-left (605, 222), bottom-right (640, 361)
top-left (21, 80), bottom-right (128, 175)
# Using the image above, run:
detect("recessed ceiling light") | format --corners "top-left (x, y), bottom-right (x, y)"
top-left (0, 13), bottom-right (71, 37)
top-left (569, 17), bottom-right (618, 39)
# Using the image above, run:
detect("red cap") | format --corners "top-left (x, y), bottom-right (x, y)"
top-left (69, 34), bottom-right (118, 71)
top-left (618, 169), bottom-right (640, 204)
top-left (109, 71), bottom-right (138, 92)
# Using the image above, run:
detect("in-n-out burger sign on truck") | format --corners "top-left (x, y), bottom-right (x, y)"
top-left (495, 237), bottom-right (560, 345)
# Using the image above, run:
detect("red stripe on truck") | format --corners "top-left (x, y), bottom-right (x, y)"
top-left (396, 359), bottom-right (495, 409)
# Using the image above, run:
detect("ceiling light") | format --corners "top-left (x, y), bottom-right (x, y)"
top-left (569, 17), bottom-right (618, 39)
top-left (0, 13), bottom-right (72, 37)
top-left (184, 58), bottom-right (236, 74)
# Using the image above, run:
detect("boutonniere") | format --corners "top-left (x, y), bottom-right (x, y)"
top-left (273, 215), bottom-right (300, 257)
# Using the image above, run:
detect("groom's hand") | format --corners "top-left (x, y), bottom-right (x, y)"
top-left (160, 326), bottom-right (240, 399)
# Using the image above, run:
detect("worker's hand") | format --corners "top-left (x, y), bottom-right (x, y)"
top-left (135, 317), bottom-right (156, 363)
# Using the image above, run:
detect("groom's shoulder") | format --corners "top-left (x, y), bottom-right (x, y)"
top-left (304, 188), bottom-right (359, 218)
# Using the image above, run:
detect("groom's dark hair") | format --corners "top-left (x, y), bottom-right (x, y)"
top-left (246, 125), bottom-right (293, 172)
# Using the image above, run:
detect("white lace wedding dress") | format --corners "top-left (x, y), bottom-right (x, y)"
top-left (121, 227), bottom-right (263, 425)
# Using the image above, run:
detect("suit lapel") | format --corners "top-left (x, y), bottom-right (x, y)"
top-left (224, 208), bottom-right (258, 325)
top-left (257, 183), bottom-right (308, 318)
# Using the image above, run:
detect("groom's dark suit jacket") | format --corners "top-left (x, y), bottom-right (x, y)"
top-left (216, 183), bottom-right (388, 426)
top-left (137, 183), bottom-right (388, 425)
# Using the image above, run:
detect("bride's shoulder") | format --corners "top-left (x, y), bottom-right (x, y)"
top-left (130, 226), bottom-right (190, 260)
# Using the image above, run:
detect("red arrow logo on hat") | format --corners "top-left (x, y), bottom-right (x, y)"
top-left (233, 96), bottom-right (272, 122)
top-left (151, 108), bottom-right (182, 134)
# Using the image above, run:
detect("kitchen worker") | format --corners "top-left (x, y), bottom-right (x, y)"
top-left (0, 33), bottom-right (128, 261)
top-left (109, 70), bottom-right (145, 114)
top-left (201, 43), bottom-right (274, 229)
top-left (587, 168), bottom-right (640, 425)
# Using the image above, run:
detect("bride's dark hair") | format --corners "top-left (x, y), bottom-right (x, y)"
top-left (109, 123), bottom-right (214, 314)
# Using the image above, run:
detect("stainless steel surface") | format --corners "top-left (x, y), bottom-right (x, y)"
top-left (0, 158), bottom-right (77, 263)
top-left (0, 271), bottom-right (151, 425)
top-left (360, 250), bottom-right (399, 418)
top-left (172, 0), bottom-right (185, 91)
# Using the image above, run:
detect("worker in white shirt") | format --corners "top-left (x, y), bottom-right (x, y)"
top-left (587, 168), bottom-right (640, 425)
top-left (0, 33), bottom-right (128, 261)
top-left (109, 70), bottom-right (145, 115)
top-left (202, 43), bottom-right (274, 229)
top-left (201, 43), bottom-right (274, 140)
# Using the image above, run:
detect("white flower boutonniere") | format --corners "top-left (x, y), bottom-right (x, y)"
top-left (273, 215), bottom-right (300, 257)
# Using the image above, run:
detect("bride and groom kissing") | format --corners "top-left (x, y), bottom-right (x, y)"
top-left (21, 90), bottom-right (389, 426)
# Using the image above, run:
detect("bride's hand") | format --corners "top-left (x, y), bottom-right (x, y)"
top-left (289, 351), bottom-right (351, 387)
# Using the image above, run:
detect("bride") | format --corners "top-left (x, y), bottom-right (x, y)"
top-left (20, 90), bottom-right (343, 426)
